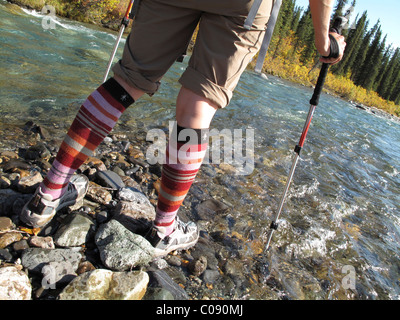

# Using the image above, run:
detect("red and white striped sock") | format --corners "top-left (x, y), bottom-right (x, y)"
top-left (40, 78), bottom-right (134, 199)
top-left (155, 124), bottom-right (209, 236)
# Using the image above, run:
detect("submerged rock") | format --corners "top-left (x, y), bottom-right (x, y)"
top-left (58, 269), bottom-right (149, 300)
top-left (147, 269), bottom-right (190, 300)
top-left (195, 199), bottom-right (230, 220)
top-left (188, 255), bottom-right (207, 277)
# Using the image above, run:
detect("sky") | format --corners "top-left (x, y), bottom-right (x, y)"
top-left (294, 0), bottom-right (400, 50)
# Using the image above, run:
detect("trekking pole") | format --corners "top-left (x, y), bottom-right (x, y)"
top-left (265, 16), bottom-right (346, 250)
top-left (102, 0), bottom-right (138, 83)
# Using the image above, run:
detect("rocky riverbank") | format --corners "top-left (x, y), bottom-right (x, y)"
top-left (0, 121), bottom-right (280, 300)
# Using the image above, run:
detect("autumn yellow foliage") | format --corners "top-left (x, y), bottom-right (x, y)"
top-left (249, 33), bottom-right (400, 117)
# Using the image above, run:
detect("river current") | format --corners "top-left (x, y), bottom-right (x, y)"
top-left (1, 1), bottom-right (400, 299)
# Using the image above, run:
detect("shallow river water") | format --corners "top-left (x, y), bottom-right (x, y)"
top-left (1, 1), bottom-right (400, 299)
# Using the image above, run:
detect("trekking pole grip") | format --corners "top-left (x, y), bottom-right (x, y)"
top-left (309, 16), bottom-right (345, 106)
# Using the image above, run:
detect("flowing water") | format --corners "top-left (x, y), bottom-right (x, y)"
top-left (1, 1), bottom-right (400, 300)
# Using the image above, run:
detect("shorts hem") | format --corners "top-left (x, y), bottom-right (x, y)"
top-left (179, 67), bottom-right (232, 108)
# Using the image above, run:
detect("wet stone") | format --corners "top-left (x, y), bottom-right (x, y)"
top-left (202, 269), bottom-right (221, 285)
top-left (147, 269), bottom-right (189, 300)
top-left (96, 170), bottom-right (125, 190)
top-left (112, 188), bottom-right (155, 235)
top-left (28, 235), bottom-right (55, 249)
top-left (86, 181), bottom-right (112, 205)
top-left (24, 143), bottom-right (51, 160)
top-left (53, 212), bottom-right (96, 247)
top-left (0, 217), bottom-right (13, 232)
top-left (0, 231), bottom-right (23, 249)
top-left (16, 171), bottom-right (43, 194)
top-left (195, 199), bottom-right (230, 220)
top-left (188, 255), bottom-right (207, 277)
top-left (0, 248), bottom-right (13, 262)
top-left (2, 159), bottom-right (30, 172)
top-left (0, 176), bottom-right (11, 189)
top-left (12, 239), bottom-right (30, 252)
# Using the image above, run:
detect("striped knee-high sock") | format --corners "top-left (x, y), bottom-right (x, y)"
top-left (155, 124), bottom-right (209, 236)
top-left (40, 78), bottom-right (134, 199)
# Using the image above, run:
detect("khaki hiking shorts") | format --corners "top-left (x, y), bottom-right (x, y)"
top-left (112, 0), bottom-right (273, 108)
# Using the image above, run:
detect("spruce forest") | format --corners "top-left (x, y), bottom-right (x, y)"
top-left (255, 0), bottom-right (400, 116)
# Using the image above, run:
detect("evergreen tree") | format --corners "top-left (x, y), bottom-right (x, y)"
top-left (294, 6), bottom-right (315, 63)
top-left (374, 42), bottom-right (391, 93)
top-left (377, 48), bottom-right (400, 99)
top-left (351, 20), bottom-right (379, 83)
top-left (356, 24), bottom-right (383, 89)
top-left (271, 0), bottom-right (296, 58)
top-left (291, 5), bottom-right (302, 33)
top-left (387, 53), bottom-right (400, 101)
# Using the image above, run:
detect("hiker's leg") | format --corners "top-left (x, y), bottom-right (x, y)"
top-left (150, 0), bottom-right (273, 242)
top-left (39, 78), bottom-right (135, 200)
top-left (154, 87), bottom-right (217, 235)
top-left (20, 78), bottom-right (135, 227)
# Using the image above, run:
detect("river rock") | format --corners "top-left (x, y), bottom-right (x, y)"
top-left (195, 199), bottom-right (230, 220)
top-left (202, 269), bottom-right (221, 285)
top-left (12, 239), bottom-right (30, 252)
top-left (95, 219), bottom-right (154, 271)
top-left (21, 248), bottom-right (83, 277)
top-left (0, 248), bottom-right (13, 262)
top-left (147, 269), bottom-right (189, 300)
top-left (58, 269), bottom-right (149, 300)
top-left (17, 171), bottom-right (43, 194)
top-left (0, 231), bottom-right (23, 249)
top-left (112, 187), bottom-right (155, 234)
top-left (53, 212), bottom-right (95, 247)
top-left (96, 170), bottom-right (125, 190)
top-left (0, 150), bottom-right (18, 162)
top-left (144, 287), bottom-right (174, 300)
top-left (0, 176), bottom-right (11, 189)
top-left (120, 175), bottom-right (142, 191)
top-left (86, 181), bottom-right (112, 205)
top-left (28, 236), bottom-right (55, 249)
top-left (0, 217), bottom-right (13, 232)
top-left (188, 255), bottom-right (207, 277)
top-left (0, 189), bottom-right (23, 216)
top-left (0, 266), bottom-right (32, 300)
top-left (24, 143), bottom-right (51, 160)
top-left (2, 159), bottom-right (30, 172)
top-left (84, 156), bottom-right (107, 171)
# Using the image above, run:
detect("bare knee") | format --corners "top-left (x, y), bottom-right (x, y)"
top-left (176, 87), bottom-right (218, 128)
top-left (113, 74), bottom-right (145, 101)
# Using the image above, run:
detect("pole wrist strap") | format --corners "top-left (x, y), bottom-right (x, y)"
top-left (322, 34), bottom-right (340, 59)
